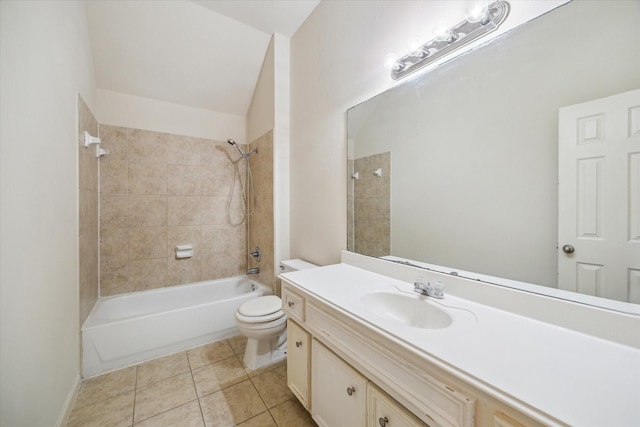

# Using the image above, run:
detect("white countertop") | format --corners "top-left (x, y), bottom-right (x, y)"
top-left (282, 263), bottom-right (640, 427)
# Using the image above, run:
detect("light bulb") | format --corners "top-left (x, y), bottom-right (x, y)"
top-left (383, 53), bottom-right (403, 71)
top-left (465, 1), bottom-right (490, 24)
top-left (433, 23), bottom-right (457, 43)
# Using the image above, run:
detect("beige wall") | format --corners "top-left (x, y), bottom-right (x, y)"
top-left (98, 126), bottom-right (247, 295)
top-left (78, 96), bottom-right (100, 325)
top-left (97, 89), bottom-right (246, 143)
top-left (0, 1), bottom-right (96, 425)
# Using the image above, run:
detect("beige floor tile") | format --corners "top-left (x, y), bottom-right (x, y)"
top-left (269, 398), bottom-right (317, 427)
top-left (137, 351), bottom-right (190, 388)
top-left (75, 366), bottom-right (137, 409)
top-left (199, 379), bottom-right (267, 427)
top-left (187, 339), bottom-right (235, 369)
top-left (251, 364), bottom-right (293, 408)
top-left (133, 400), bottom-right (204, 427)
top-left (134, 372), bottom-right (197, 424)
top-left (236, 411), bottom-right (277, 427)
top-left (192, 356), bottom-right (248, 397)
top-left (228, 335), bottom-right (247, 357)
top-left (67, 390), bottom-right (134, 427)
top-left (244, 359), bottom-right (286, 379)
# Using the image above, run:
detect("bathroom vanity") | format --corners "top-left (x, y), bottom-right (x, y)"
top-left (280, 252), bottom-right (640, 427)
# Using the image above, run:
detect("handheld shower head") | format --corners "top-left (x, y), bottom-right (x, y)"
top-left (227, 138), bottom-right (245, 157)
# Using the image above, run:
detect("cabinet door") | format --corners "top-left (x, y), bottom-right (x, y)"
top-left (368, 384), bottom-right (428, 427)
top-left (287, 319), bottom-right (310, 409)
top-left (312, 339), bottom-right (367, 427)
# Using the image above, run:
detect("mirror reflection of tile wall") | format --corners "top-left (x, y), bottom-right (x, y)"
top-left (352, 152), bottom-right (390, 257)
top-left (98, 126), bottom-right (246, 296)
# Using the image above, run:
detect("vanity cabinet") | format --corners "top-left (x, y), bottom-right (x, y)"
top-left (281, 277), bottom-right (544, 427)
top-left (312, 339), bottom-right (368, 427)
top-left (287, 319), bottom-right (310, 409)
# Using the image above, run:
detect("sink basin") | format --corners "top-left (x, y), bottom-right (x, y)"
top-left (360, 292), bottom-right (452, 329)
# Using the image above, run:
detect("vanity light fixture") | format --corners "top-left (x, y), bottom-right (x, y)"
top-left (388, 1), bottom-right (509, 80)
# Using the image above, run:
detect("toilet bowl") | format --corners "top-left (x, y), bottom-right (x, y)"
top-left (235, 295), bottom-right (287, 370)
top-left (235, 259), bottom-right (317, 370)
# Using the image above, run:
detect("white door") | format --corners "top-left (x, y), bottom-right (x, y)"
top-left (558, 89), bottom-right (640, 302)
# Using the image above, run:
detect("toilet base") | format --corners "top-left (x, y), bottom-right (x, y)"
top-left (243, 334), bottom-right (287, 370)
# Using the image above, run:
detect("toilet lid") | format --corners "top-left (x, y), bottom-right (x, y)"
top-left (238, 295), bottom-right (282, 317)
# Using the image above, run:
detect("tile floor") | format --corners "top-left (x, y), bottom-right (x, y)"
top-left (67, 335), bottom-right (317, 427)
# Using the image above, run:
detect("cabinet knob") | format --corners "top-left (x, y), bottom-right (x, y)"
top-left (379, 416), bottom-right (389, 427)
top-left (288, 301), bottom-right (294, 307)
top-left (295, 340), bottom-right (302, 348)
top-left (346, 386), bottom-right (355, 396)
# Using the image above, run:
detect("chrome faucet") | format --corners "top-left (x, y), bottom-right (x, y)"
top-left (247, 268), bottom-right (260, 275)
top-left (413, 276), bottom-right (445, 299)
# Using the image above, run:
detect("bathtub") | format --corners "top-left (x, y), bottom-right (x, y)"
top-left (82, 276), bottom-right (270, 378)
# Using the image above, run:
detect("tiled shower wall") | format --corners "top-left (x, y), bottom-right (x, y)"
top-left (247, 131), bottom-right (275, 292)
top-left (352, 152), bottom-right (391, 257)
top-left (98, 126), bottom-right (246, 296)
top-left (78, 96), bottom-right (99, 324)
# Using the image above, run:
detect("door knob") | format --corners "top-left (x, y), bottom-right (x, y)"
top-left (562, 244), bottom-right (575, 254)
top-left (346, 386), bottom-right (355, 396)
top-left (379, 416), bottom-right (389, 427)
top-left (295, 341), bottom-right (302, 348)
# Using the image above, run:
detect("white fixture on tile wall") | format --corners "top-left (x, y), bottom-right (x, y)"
top-left (84, 131), bottom-right (109, 158)
top-left (175, 244), bottom-right (193, 259)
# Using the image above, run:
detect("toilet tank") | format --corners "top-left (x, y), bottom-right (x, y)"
top-left (279, 259), bottom-right (317, 275)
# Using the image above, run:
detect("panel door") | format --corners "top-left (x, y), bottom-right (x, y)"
top-left (312, 339), bottom-right (367, 427)
top-left (287, 319), bottom-right (310, 409)
top-left (558, 89), bottom-right (640, 302)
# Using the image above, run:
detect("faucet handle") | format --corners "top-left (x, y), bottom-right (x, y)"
top-left (427, 281), bottom-right (445, 299)
top-left (413, 276), bottom-right (427, 292)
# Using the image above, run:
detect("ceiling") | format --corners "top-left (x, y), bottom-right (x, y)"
top-left (85, 0), bottom-right (320, 117)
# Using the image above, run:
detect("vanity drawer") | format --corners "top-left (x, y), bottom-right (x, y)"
top-left (282, 287), bottom-right (305, 322)
top-left (368, 383), bottom-right (428, 427)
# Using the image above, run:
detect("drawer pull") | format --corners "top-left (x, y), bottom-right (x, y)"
top-left (288, 301), bottom-right (294, 307)
top-left (346, 386), bottom-right (355, 396)
top-left (379, 417), bottom-right (389, 427)
top-left (295, 340), bottom-right (302, 348)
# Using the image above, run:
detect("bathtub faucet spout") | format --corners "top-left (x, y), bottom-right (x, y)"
top-left (247, 268), bottom-right (260, 275)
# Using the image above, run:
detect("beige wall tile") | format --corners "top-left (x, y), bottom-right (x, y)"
top-left (79, 233), bottom-right (98, 323)
top-left (129, 258), bottom-right (167, 291)
top-left (100, 158), bottom-right (129, 195)
top-left (129, 129), bottom-right (168, 164)
top-left (99, 125), bottom-right (128, 161)
top-left (100, 227), bottom-right (129, 264)
top-left (99, 127), bottom-right (250, 295)
top-left (100, 193), bottom-right (128, 229)
top-left (167, 258), bottom-right (201, 285)
top-left (167, 164), bottom-right (201, 195)
top-left (79, 189), bottom-right (98, 237)
top-left (129, 161), bottom-right (167, 195)
top-left (129, 195), bottom-right (167, 227)
top-left (99, 261), bottom-right (131, 296)
top-left (128, 227), bottom-right (167, 260)
top-left (167, 134), bottom-right (202, 166)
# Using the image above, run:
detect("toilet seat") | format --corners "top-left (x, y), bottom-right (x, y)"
top-left (236, 296), bottom-right (285, 324)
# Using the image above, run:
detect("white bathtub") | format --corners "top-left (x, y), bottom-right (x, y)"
top-left (82, 276), bottom-right (270, 378)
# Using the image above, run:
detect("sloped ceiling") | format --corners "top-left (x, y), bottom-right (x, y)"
top-left (85, 0), bottom-right (319, 117)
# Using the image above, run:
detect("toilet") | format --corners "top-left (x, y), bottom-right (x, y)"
top-left (235, 259), bottom-right (317, 370)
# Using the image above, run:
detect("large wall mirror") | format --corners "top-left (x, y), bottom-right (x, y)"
top-left (347, 1), bottom-right (640, 314)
